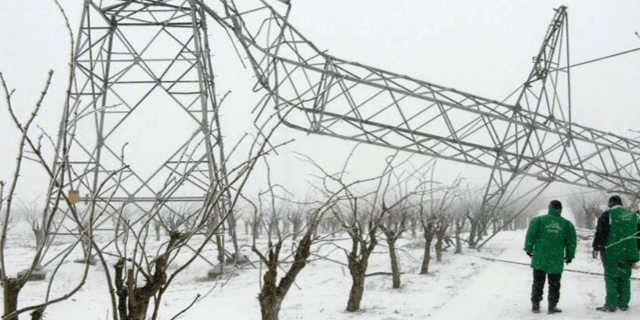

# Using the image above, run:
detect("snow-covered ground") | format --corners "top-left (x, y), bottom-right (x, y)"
top-left (2, 222), bottom-right (639, 319)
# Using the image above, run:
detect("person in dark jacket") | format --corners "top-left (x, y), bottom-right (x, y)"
top-left (524, 200), bottom-right (577, 314)
top-left (592, 195), bottom-right (640, 312)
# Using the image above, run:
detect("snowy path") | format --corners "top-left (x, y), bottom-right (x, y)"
top-left (430, 232), bottom-right (639, 320)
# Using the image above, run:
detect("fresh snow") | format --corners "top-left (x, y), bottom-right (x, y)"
top-left (2, 223), bottom-right (639, 319)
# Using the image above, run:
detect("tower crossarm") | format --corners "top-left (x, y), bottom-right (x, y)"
top-left (198, 0), bottom-right (640, 193)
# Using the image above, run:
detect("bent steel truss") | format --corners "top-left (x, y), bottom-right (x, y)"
top-left (198, 1), bottom-right (640, 199)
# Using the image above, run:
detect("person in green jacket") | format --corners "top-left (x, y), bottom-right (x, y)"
top-left (524, 200), bottom-right (577, 314)
top-left (592, 195), bottom-right (640, 312)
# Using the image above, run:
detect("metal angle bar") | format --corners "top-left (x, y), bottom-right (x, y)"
top-left (163, 163), bottom-right (210, 192)
top-left (313, 65), bottom-right (385, 130)
top-left (75, 31), bottom-right (114, 64)
top-left (627, 141), bottom-right (640, 181)
top-left (310, 60), bottom-right (333, 125)
top-left (360, 83), bottom-right (417, 123)
top-left (284, 25), bottom-right (318, 90)
top-left (384, 82), bottom-right (420, 149)
top-left (109, 2), bottom-right (182, 25)
top-left (96, 143), bottom-right (151, 192)
top-left (157, 29), bottom-right (197, 83)
top-left (109, 25), bottom-right (168, 87)
top-left (102, 85), bottom-right (159, 140)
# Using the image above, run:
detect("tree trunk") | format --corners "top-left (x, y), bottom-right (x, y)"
top-left (435, 236), bottom-right (443, 262)
top-left (455, 220), bottom-right (464, 254)
top-left (292, 221), bottom-right (300, 241)
top-left (258, 265), bottom-right (281, 320)
top-left (477, 222), bottom-right (485, 241)
top-left (128, 298), bottom-right (151, 320)
top-left (81, 235), bottom-right (91, 262)
top-left (33, 227), bottom-right (45, 250)
top-left (420, 236), bottom-right (434, 274)
top-left (386, 234), bottom-right (401, 288)
top-left (30, 307), bottom-right (44, 320)
top-left (343, 216), bottom-right (379, 313)
top-left (410, 219), bottom-right (417, 237)
top-left (259, 294), bottom-right (282, 320)
top-left (435, 223), bottom-right (448, 262)
top-left (253, 220), bottom-right (260, 239)
top-left (346, 264), bottom-right (366, 312)
top-left (3, 278), bottom-right (23, 320)
top-left (586, 212), bottom-right (595, 230)
top-left (114, 249), bottom-right (167, 320)
top-left (256, 229), bottom-right (315, 320)
top-left (467, 218), bottom-right (477, 248)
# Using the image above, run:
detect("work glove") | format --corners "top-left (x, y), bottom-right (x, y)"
top-left (565, 257), bottom-right (572, 265)
top-left (592, 250), bottom-right (598, 259)
top-left (526, 251), bottom-right (532, 258)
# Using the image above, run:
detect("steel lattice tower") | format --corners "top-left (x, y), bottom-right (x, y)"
top-left (47, 0), bottom-right (237, 265)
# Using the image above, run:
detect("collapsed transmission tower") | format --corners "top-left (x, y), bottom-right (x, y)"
top-left (195, 1), bottom-right (640, 237)
top-left (47, 0), bottom-right (237, 265)
top-left (48, 0), bottom-right (640, 262)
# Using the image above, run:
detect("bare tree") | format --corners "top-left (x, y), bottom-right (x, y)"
top-left (568, 191), bottom-right (606, 230)
top-left (453, 217), bottom-right (466, 254)
top-left (0, 4), bottom-right (118, 316)
top-left (460, 186), bottom-right (484, 249)
top-left (287, 208), bottom-right (306, 242)
top-left (21, 202), bottom-right (50, 254)
top-left (419, 175), bottom-right (461, 274)
top-left (301, 149), bottom-right (422, 312)
top-left (243, 158), bottom-right (339, 320)
top-left (250, 197), bottom-right (334, 320)
top-left (408, 211), bottom-right (419, 238)
top-left (434, 217), bottom-right (450, 262)
top-left (242, 215), bottom-right (252, 235)
top-left (379, 200), bottom-right (410, 288)
top-left (0, 68), bottom-right (124, 320)
top-left (419, 210), bottom-right (437, 274)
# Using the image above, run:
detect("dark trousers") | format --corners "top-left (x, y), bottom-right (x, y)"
top-left (531, 269), bottom-right (562, 306)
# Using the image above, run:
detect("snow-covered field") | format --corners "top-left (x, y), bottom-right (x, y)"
top-left (2, 222), bottom-right (639, 320)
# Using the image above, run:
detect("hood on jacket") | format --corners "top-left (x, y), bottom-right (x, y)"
top-left (548, 208), bottom-right (562, 217)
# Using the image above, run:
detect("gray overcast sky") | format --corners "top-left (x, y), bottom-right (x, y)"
top-left (1, 1), bottom-right (639, 205)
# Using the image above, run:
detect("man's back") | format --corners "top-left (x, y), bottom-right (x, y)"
top-left (525, 209), bottom-right (576, 274)
top-left (605, 206), bottom-right (640, 264)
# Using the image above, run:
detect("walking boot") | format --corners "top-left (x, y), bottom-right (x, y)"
top-left (532, 301), bottom-right (540, 314)
top-left (596, 305), bottom-right (615, 312)
top-left (548, 306), bottom-right (562, 314)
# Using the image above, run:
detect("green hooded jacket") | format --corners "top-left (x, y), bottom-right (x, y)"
top-left (524, 208), bottom-right (577, 274)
